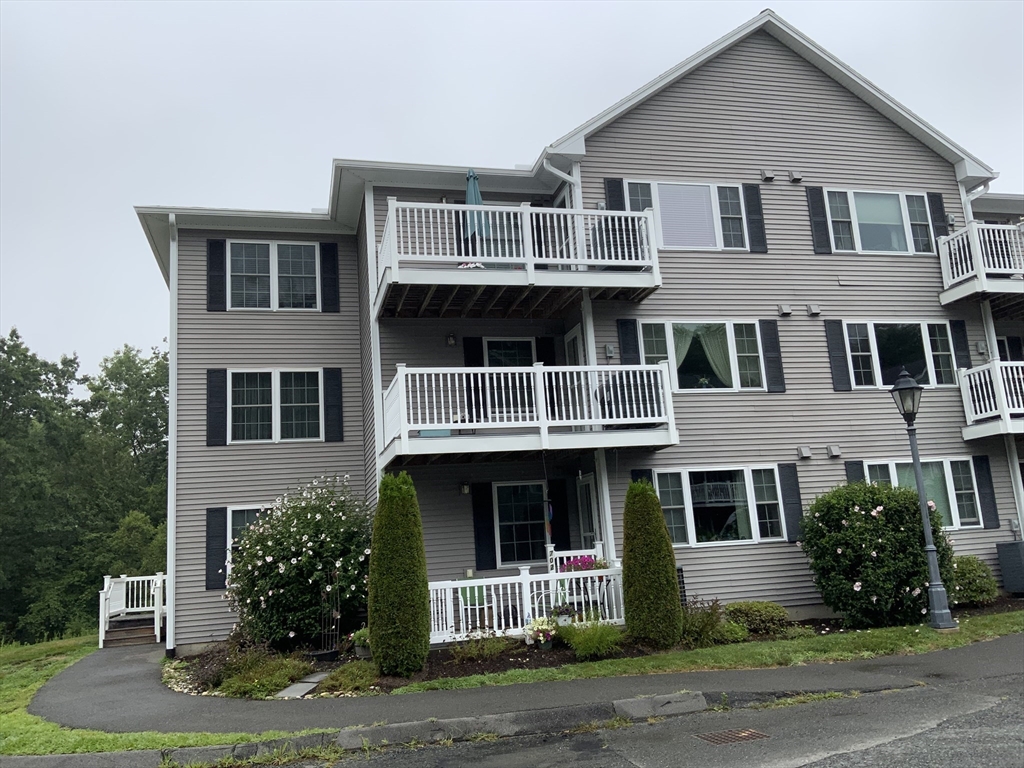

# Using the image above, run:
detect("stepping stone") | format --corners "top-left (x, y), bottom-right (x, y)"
top-left (299, 672), bottom-right (329, 683)
top-left (273, 671), bottom-right (329, 698)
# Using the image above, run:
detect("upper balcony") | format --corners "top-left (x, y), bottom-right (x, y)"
top-left (380, 362), bottom-right (677, 466)
top-left (959, 361), bottom-right (1024, 440)
top-left (938, 222), bottom-right (1024, 307)
top-left (375, 200), bottom-right (660, 319)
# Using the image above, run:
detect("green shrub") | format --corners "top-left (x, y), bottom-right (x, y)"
top-left (622, 480), bottom-right (682, 649)
top-left (951, 556), bottom-right (998, 606)
top-left (713, 620), bottom-right (749, 644)
top-left (679, 597), bottom-right (724, 649)
top-left (559, 622), bottom-right (623, 661)
top-left (801, 482), bottom-right (954, 628)
top-left (724, 601), bottom-right (790, 635)
top-left (319, 661), bottom-right (379, 694)
top-left (214, 646), bottom-right (312, 699)
top-left (368, 472), bottom-right (430, 677)
top-left (449, 635), bottom-right (514, 663)
top-left (781, 624), bottom-right (816, 640)
top-left (226, 475), bottom-right (372, 646)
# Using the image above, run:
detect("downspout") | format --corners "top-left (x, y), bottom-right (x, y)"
top-left (542, 158), bottom-right (581, 209)
top-left (165, 213), bottom-right (178, 655)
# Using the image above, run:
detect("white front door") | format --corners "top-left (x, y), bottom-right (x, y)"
top-left (565, 324), bottom-right (586, 366)
top-left (577, 474), bottom-right (601, 550)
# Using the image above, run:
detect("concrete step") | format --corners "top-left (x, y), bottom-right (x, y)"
top-left (104, 625), bottom-right (160, 647)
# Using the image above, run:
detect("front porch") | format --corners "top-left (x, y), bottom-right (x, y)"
top-left (960, 362), bottom-right (1024, 440)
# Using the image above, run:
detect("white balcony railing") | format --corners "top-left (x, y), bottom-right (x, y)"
top-left (382, 362), bottom-right (675, 455)
top-left (377, 200), bottom-right (657, 286)
top-left (960, 361), bottom-right (1024, 427)
top-left (939, 222), bottom-right (1024, 291)
top-left (98, 573), bottom-right (165, 648)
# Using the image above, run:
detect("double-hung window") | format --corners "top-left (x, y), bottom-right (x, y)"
top-left (843, 321), bottom-right (956, 387)
top-left (225, 506), bottom-right (262, 573)
top-left (625, 181), bottom-right (748, 250)
top-left (652, 466), bottom-right (786, 546)
top-left (866, 458), bottom-right (981, 529)
top-left (228, 241), bottom-right (320, 310)
top-left (493, 482), bottom-right (548, 566)
top-left (641, 320), bottom-right (765, 390)
top-left (824, 191), bottom-right (934, 254)
top-left (229, 369), bottom-right (323, 443)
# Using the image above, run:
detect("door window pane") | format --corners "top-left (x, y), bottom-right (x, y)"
top-left (847, 323), bottom-right (875, 386)
top-left (277, 244), bottom-right (318, 309)
top-left (656, 472), bottom-right (688, 544)
top-left (950, 461), bottom-right (979, 525)
top-left (717, 187), bottom-right (745, 249)
top-left (672, 323), bottom-right (733, 388)
top-left (874, 323), bottom-right (928, 385)
top-left (853, 192), bottom-right (908, 252)
top-left (751, 468), bottom-right (782, 539)
top-left (627, 182), bottom-right (653, 212)
top-left (230, 243), bottom-right (271, 308)
top-left (280, 372), bottom-right (320, 440)
top-left (928, 324), bottom-right (955, 385)
top-left (496, 484), bottom-right (547, 564)
top-left (689, 469), bottom-right (752, 543)
top-left (641, 323), bottom-right (668, 365)
top-left (827, 191), bottom-right (855, 251)
top-left (906, 195), bottom-right (933, 253)
top-left (231, 373), bottom-right (272, 441)
top-left (896, 461), bottom-right (953, 527)
top-left (734, 323), bottom-right (762, 388)
top-left (658, 184), bottom-right (717, 248)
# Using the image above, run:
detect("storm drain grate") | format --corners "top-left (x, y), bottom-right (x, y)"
top-left (694, 728), bottom-right (770, 745)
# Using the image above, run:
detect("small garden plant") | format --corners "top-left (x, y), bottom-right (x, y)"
top-left (559, 555), bottom-right (610, 572)
top-left (225, 475), bottom-right (372, 647)
top-left (526, 616), bottom-right (558, 644)
top-left (800, 482), bottom-right (954, 628)
top-left (725, 601), bottom-right (790, 636)
top-left (558, 621), bottom-right (622, 660)
top-left (951, 555), bottom-right (999, 606)
top-left (679, 596), bottom-right (725, 648)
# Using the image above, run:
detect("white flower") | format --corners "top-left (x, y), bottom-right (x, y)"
top-left (335, 560), bottom-right (342, 568)
top-left (921, 608), bottom-right (927, 614)
top-left (837, 548), bottom-right (843, 554)
top-left (288, 631), bottom-right (296, 638)
top-left (364, 549), bottom-right (371, 555)
top-left (265, 555), bottom-right (273, 563)
top-left (927, 500), bottom-right (936, 511)
top-left (291, 558), bottom-right (297, 564)
top-left (268, 590), bottom-right (273, 596)
top-left (871, 551), bottom-right (877, 558)
top-left (853, 581), bottom-right (862, 591)
top-left (912, 587), bottom-right (921, 596)
top-left (278, 563), bottom-right (285, 573)
top-left (842, 520), bottom-right (848, 526)
top-left (871, 510), bottom-right (879, 517)
top-left (326, 585), bottom-right (332, 592)
top-left (359, 555), bottom-right (364, 561)
top-left (870, 595), bottom-right (878, 603)
top-left (316, 513), bottom-right (322, 520)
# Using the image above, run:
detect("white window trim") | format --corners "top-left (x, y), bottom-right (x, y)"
top-left (623, 179), bottom-right (749, 252)
top-left (640, 319), bottom-right (767, 393)
top-left (227, 240), bottom-right (321, 312)
top-left (492, 480), bottom-right (549, 568)
top-left (483, 337), bottom-right (537, 367)
top-left (652, 464), bottom-right (787, 548)
top-left (226, 504), bottom-right (267, 574)
top-left (823, 189), bottom-right (935, 256)
top-left (842, 320), bottom-right (957, 390)
top-left (865, 457), bottom-right (982, 530)
top-left (227, 368), bottom-right (325, 444)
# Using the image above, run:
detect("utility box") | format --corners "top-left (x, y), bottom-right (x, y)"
top-left (996, 541), bottom-right (1024, 594)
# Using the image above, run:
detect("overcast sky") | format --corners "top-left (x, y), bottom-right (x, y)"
top-left (2, 0), bottom-right (1022, 375)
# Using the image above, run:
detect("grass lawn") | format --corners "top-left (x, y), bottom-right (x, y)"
top-left (0, 635), bottom-right (321, 756)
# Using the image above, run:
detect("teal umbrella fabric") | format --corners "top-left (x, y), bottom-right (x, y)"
top-left (465, 169), bottom-right (490, 239)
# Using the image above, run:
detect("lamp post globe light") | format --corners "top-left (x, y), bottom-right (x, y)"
top-left (890, 367), bottom-right (958, 631)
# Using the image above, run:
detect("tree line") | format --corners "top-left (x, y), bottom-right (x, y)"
top-left (0, 328), bottom-right (168, 642)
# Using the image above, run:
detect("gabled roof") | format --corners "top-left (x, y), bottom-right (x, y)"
top-left (547, 9), bottom-right (996, 189)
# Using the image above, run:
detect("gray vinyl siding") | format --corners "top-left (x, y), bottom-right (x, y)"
top-left (357, 208), bottom-right (378, 506)
top-left (173, 230), bottom-right (365, 648)
top-left (577, 29), bottom-right (1016, 602)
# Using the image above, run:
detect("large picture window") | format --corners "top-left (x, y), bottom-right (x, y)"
top-left (624, 181), bottom-right (748, 251)
top-left (228, 241), bottom-right (320, 311)
top-left (493, 482), bottom-right (548, 566)
top-left (843, 321), bottom-right (956, 387)
top-left (641, 321), bottom-right (764, 390)
top-left (653, 466), bottom-right (786, 546)
top-left (824, 190), bottom-right (934, 254)
top-left (866, 458), bottom-right (981, 529)
top-left (229, 370), bottom-right (323, 443)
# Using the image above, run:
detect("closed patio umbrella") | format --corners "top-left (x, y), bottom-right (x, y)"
top-left (464, 169), bottom-right (490, 258)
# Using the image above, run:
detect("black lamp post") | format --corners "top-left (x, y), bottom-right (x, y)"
top-left (890, 367), bottom-right (957, 631)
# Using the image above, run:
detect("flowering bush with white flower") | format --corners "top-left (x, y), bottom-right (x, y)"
top-left (800, 482), bottom-right (953, 628)
top-left (226, 475), bottom-right (372, 646)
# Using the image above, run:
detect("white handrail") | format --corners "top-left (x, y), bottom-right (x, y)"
top-left (98, 573), bottom-right (165, 647)
top-left (959, 362), bottom-right (1024, 425)
top-left (939, 222), bottom-right (1024, 290)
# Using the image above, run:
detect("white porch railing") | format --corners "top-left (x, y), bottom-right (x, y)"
top-left (383, 362), bottom-right (674, 453)
top-left (547, 541), bottom-right (606, 573)
top-left (377, 200), bottom-right (657, 286)
top-left (939, 222), bottom-right (1024, 290)
top-left (960, 362), bottom-right (1024, 426)
top-left (98, 573), bottom-right (165, 648)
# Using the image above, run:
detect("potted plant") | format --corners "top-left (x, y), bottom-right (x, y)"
top-left (550, 603), bottom-right (576, 626)
top-left (351, 627), bottom-right (371, 659)
top-left (526, 616), bottom-right (558, 650)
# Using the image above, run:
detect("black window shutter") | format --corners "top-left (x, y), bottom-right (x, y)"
top-left (806, 187), bottom-right (832, 254)
top-left (535, 337), bottom-right (557, 366)
top-left (617, 319), bottom-right (641, 364)
top-left (548, 479), bottom-right (571, 551)
top-left (972, 455), bottom-right (1000, 529)
top-left (206, 369), bottom-right (228, 446)
top-left (604, 178), bottom-right (626, 211)
top-left (207, 239), bottom-right (227, 312)
top-left (845, 461), bottom-right (866, 483)
top-left (323, 368), bottom-right (343, 442)
top-left (927, 193), bottom-right (949, 238)
top-left (758, 319), bottom-right (786, 392)
top-left (630, 468), bottom-right (654, 485)
top-left (206, 507), bottom-right (228, 590)
top-left (463, 337), bottom-right (484, 366)
top-left (777, 463), bottom-right (803, 542)
top-left (742, 184), bottom-right (768, 253)
top-left (319, 242), bottom-right (340, 313)
top-left (471, 483), bottom-right (497, 571)
top-left (949, 320), bottom-right (972, 370)
top-left (824, 320), bottom-right (852, 392)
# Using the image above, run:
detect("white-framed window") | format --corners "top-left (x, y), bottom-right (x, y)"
top-left (624, 180), bottom-right (748, 251)
top-left (640, 320), bottom-right (766, 391)
top-left (228, 369), bottom-right (323, 443)
top-left (843, 321), bottom-right (956, 388)
top-left (824, 190), bottom-right (935, 254)
top-left (483, 337), bottom-right (536, 367)
top-left (865, 458), bottom-right (981, 529)
top-left (226, 505), bottom-right (263, 573)
top-left (228, 240), bottom-right (320, 310)
top-left (492, 481), bottom-right (549, 567)
top-left (652, 466), bottom-right (786, 547)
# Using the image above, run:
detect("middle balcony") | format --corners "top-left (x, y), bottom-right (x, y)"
top-left (380, 362), bottom-right (677, 465)
top-left (375, 200), bottom-right (660, 319)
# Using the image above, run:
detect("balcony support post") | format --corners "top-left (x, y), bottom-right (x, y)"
top-left (535, 363), bottom-right (550, 449)
top-left (645, 209), bottom-right (660, 284)
top-left (937, 234), bottom-right (952, 289)
top-left (967, 220), bottom-right (986, 292)
top-left (396, 364), bottom-right (410, 456)
top-left (660, 360), bottom-right (679, 444)
top-left (1004, 435), bottom-right (1024, 535)
top-left (520, 203), bottom-right (536, 285)
top-left (980, 299), bottom-right (1001, 363)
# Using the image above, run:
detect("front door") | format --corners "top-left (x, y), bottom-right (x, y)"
top-left (577, 474), bottom-right (601, 550)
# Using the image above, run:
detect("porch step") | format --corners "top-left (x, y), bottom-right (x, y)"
top-left (104, 613), bottom-right (162, 647)
top-left (109, 615), bottom-right (156, 630)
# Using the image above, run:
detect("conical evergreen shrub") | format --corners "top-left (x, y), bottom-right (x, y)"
top-left (622, 479), bottom-right (682, 649)
top-left (367, 472), bottom-right (430, 676)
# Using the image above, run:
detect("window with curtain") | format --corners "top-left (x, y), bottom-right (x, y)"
top-left (824, 190), bottom-right (935, 254)
top-left (866, 458), bottom-right (980, 529)
top-left (640, 321), bottom-right (763, 390)
top-left (844, 321), bottom-right (955, 387)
